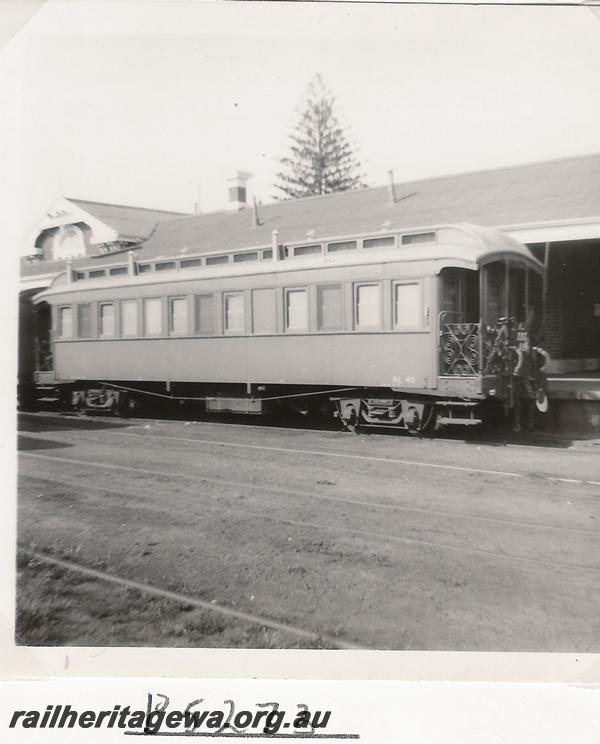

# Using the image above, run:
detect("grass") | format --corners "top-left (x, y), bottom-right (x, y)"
top-left (15, 549), bottom-right (334, 648)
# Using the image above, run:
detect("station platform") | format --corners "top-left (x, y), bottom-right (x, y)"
top-left (547, 371), bottom-right (600, 400)
top-left (546, 371), bottom-right (600, 432)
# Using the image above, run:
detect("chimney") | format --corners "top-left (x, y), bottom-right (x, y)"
top-left (387, 169), bottom-right (397, 206)
top-left (227, 170), bottom-right (252, 211)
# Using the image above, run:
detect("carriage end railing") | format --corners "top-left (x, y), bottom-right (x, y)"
top-left (439, 316), bottom-right (481, 376)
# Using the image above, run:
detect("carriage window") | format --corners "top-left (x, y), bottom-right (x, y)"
top-left (318, 285), bottom-right (343, 331)
top-left (294, 244), bottom-right (322, 257)
top-left (207, 255), bottom-right (229, 266)
top-left (233, 252), bottom-right (258, 263)
top-left (78, 303), bottom-right (93, 338)
top-left (58, 307), bottom-right (73, 338)
top-left (363, 236), bottom-right (395, 249)
top-left (138, 264), bottom-right (152, 273)
top-left (393, 283), bottom-right (421, 329)
top-left (252, 288), bottom-right (277, 334)
top-left (99, 303), bottom-right (115, 337)
top-left (441, 268), bottom-right (479, 323)
top-left (401, 232), bottom-right (435, 245)
top-left (261, 250), bottom-right (273, 260)
top-left (327, 240), bottom-right (357, 253)
top-left (89, 269), bottom-right (106, 279)
top-left (180, 258), bottom-right (203, 269)
top-left (285, 289), bottom-right (308, 331)
top-left (224, 292), bottom-right (244, 333)
top-left (109, 266), bottom-right (128, 276)
top-left (355, 284), bottom-right (380, 328)
top-left (144, 298), bottom-right (162, 336)
top-left (484, 262), bottom-right (506, 324)
top-left (155, 261), bottom-right (177, 272)
top-left (169, 297), bottom-right (188, 334)
top-left (509, 265), bottom-right (526, 321)
top-left (74, 271), bottom-right (86, 281)
top-left (195, 294), bottom-right (214, 334)
top-left (120, 300), bottom-right (138, 336)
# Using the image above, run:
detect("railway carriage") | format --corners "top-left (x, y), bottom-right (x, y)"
top-left (31, 222), bottom-right (547, 432)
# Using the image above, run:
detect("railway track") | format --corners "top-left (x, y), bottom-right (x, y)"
top-left (18, 413), bottom-right (600, 491)
top-left (17, 411), bottom-right (600, 649)
top-left (18, 456), bottom-right (600, 537)
top-left (20, 410), bottom-right (600, 453)
top-left (19, 461), bottom-right (600, 573)
top-left (19, 548), bottom-right (365, 650)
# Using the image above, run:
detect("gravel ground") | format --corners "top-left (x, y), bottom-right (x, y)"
top-left (16, 412), bottom-right (600, 650)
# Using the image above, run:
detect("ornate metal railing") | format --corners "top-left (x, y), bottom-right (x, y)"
top-left (440, 322), bottom-right (481, 376)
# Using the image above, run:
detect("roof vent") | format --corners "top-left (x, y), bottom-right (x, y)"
top-left (227, 170), bottom-right (252, 211)
top-left (387, 170), bottom-right (397, 206)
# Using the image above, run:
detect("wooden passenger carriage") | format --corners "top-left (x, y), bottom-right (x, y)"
top-left (32, 222), bottom-right (546, 432)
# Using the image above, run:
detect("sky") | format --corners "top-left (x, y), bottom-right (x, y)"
top-left (2, 0), bottom-right (600, 247)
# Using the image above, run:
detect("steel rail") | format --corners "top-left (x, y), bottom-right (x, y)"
top-left (17, 418), bottom-right (600, 488)
top-left (19, 411), bottom-right (600, 455)
top-left (19, 548), bottom-right (366, 651)
top-left (19, 457), bottom-right (600, 573)
top-left (18, 461), bottom-right (600, 537)
top-left (83, 429), bottom-right (600, 488)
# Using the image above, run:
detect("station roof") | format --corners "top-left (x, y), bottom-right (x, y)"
top-left (64, 198), bottom-right (189, 243)
top-left (21, 152), bottom-right (600, 280)
top-left (138, 152), bottom-right (600, 259)
top-left (21, 198), bottom-right (189, 278)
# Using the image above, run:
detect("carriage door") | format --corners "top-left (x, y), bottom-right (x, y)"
top-left (35, 301), bottom-right (54, 376)
top-left (439, 268), bottom-right (480, 376)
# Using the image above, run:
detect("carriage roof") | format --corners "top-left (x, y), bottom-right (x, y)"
top-left (35, 222), bottom-right (543, 302)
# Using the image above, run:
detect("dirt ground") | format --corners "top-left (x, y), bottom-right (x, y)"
top-left (16, 412), bottom-right (600, 650)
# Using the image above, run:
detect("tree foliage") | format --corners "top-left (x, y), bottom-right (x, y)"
top-left (274, 75), bottom-right (364, 199)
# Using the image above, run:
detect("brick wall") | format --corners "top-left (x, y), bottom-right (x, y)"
top-left (543, 239), bottom-right (600, 361)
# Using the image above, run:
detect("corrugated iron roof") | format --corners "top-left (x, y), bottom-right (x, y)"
top-left (66, 198), bottom-right (189, 241)
top-left (137, 152), bottom-right (600, 259)
top-left (21, 153), bottom-right (600, 280)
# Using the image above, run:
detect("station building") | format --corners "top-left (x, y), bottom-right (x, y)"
top-left (20, 154), bottom-right (600, 425)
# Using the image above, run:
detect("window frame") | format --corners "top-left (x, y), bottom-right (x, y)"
top-left (109, 266), bottom-right (128, 277)
top-left (194, 293), bottom-right (215, 336)
top-left (284, 286), bottom-right (309, 333)
top-left (143, 297), bottom-right (163, 337)
top-left (392, 279), bottom-right (423, 331)
top-left (180, 257), bottom-right (203, 270)
top-left (317, 283), bottom-right (344, 332)
top-left (223, 291), bottom-right (245, 335)
top-left (155, 261), bottom-right (177, 272)
top-left (326, 240), bottom-right (357, 254)
top-left (292, 244), bottom-right (323, 258)
top-left (354, 282), bottom-right (382, 330)
top-left (251, 287), bottom-right (277, 335)
top-left (363, 235), bottom-right (396, 250)
top-left (58, 305), bottom-right (73, 339)
top-left (168, 296), bottom-right (189, 336)
top-left (119, 299), bottom-right (139, 338)
top-left (206, 255), bottom-right (230, 266)
top-left (99, 302), bottom-right (115, 338)
top-left (77, 302), bottom-right (94, 338)
top-left (233, 251), bottom-right (259, 263)
top-left (401, 231), bottom-right (436, 245)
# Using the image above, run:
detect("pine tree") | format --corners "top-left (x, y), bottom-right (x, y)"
top-left (274, 75), bottom-right (364, 199)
